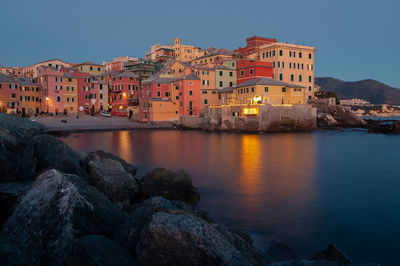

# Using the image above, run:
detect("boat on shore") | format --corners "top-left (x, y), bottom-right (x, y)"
top-left (100, 111), bottom-right (111, 118)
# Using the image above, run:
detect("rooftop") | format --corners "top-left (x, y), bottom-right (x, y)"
top-left (237, 77), bottom-right (304, 88)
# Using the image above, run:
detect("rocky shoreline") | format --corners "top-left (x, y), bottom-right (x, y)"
top-left (0, 113), bottom-right (382, 265)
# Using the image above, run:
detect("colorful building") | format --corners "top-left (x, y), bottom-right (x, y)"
top-left (109, 71), bottom-right (140, 116)
top-left (236, 59), bottom-right (274, 85)
top-left (229, 77), bottom-right (306, 105)
top-left (62, 73), bottom-right (78, 115)
top-left (24, 59), bottom-right (71, 78)
top-left (0, 73), bottom-right (20, 113)
top-left (19, 77), bottom-right (42, 115)
top-left (73, 61), bottom-right (105, 76)
top-left (190, 47), bottom-right (234, 67)
top-left (235, 36), bottom-right (277, 57)
top-left (103, 56), bottom-right (139, 71)
top-left (258, 42), bottom-right (316, 101)
top-left (36, 66), bottom-right (65, 114)
top-left (173, 38), bottom-right (201, 62)
top-left (145, 44), bottom-right (175, 62)
top-left (173, 74), bottom-right (201, 116)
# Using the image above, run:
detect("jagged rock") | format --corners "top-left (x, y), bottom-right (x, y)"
top-left (3, 169), bottom-right (129, 265)
top-left (139, 168), bottom-right (200, 206)
top-left (267, 240), bottom-right (299, 261)
top-left (114, 197), bottom-right (213, 256)
top-left (231, 230), bottom-right (253, 245)
top-left (221, 117), bottom-right (260, 132)
top-left (84, 150), bottom-right (138, 207)
top-left (0, 182), bottom-right (32, 230)
top-left (315, 105), bottom-right (366, 127)
top-left (67, 235), bottom-right (138, 266)
top-left (136, 212), bottom-right (270, 265)
top-left (0, 122), bottom-right (37, 182)
top-left (0, 233), bottom-right (32, 266)
top-left (0, 113), bottom-right (44, 135)
top-left (34, 134), bottom-right (87, 177)
top-left (309, 244), bottom-right (352, 264)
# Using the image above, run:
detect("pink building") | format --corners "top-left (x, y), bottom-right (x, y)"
top-left (63, 68), bottom-right (92, 114)
top-left (0, 73), bottom-right (20, 113)
top-left (36, 66), bottom-right (65, 114)
top-left (173, 75), bottom-right (201, 116)
top-left (109, 71), bottom-right (140, 116)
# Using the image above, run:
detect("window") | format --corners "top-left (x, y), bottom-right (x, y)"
top-left (299, 75), bottom-right (302, 82)
top-left (98, 67), bottom-right (100, 71)
top-left (279, 73), bottom-right (283, 81)
top-left (219, 81), bottom-right (223, 87)
top-left (246, 88), bottom-right (249, 93)
top-left (202, 91), bottom-right (207, 94)
top-left (202, 80), bottom-right (205, 85)
top-left (251, 87), bottom-right (255, 92)
top-left (100, 94), bottom-right (103, 99)
top-left (299, 52), bottom-right (302, 58)
top-left (282, 87), bottom-right (286, 92)
top-left (309, 95), bottom-right (312, 100)
top-left (204, 99), bottom-right (208, 104)
top-left (278, 62), bottom-right (280, 68)
top-left (164, 92), bottom-right (169, 97)
top-left (219, 71), bottom-right (223, 76)
top-left (229, 72), bottom-right (233, 77)
top-left (189, 90), bottom-right (193, 96)
top-left (157, 83), bottom-right (160, 87)
top-left (229, 82), bottom-right (233, 87)
top-left (279, 50), bottom-right (283, 56)
top-left (308, 76), bottom-right (312, 82)
top-left (240, 70), bottom-right (244, 76)
top-left (309, 86), bottom-right (312, 91)
top-left (309, 53), bottom-right (312, 59)
top-left (291, 74), bottom-right (294, 81)
top-left (207, 80), bottom-right (209, 85)
top-left (264, 87), bottom-right (268, 92)
top-left (90, 66), bottom-right (93, 70)
top-left (57, 96), bottom-right (61, 102)
top-left (157, 91), bottom-right (161, 97)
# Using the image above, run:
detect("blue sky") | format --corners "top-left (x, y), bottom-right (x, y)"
top-left (1, 0), bottom-right (399, 87)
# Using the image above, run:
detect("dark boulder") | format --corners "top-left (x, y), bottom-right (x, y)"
top-left (267, 240), bottom-right (299, 261)
top-left (67, 235), bottom-right (138, 266)
top-left (34, 134), bottom-right (87, 177)
top-left (0, 122), bottom-right (37, 182)
top-left (0, 113), bottom-right (44, 135)
top-left (84, 151), bottom-right (138, 207)
top-left (0, 182), bottom-right (32, 230)
top-left (139, 168), bottom-right (200, 206)
top-left (136, 212), bottom-right (270, 265)
top-left (114, 197), bottom-right (213, 256)
top-left (3, 169), bottom-right (129, 265)
top-left (309, 244), bottom-right (352, 264)
top-left (0, 233), bottom-right (32, 266)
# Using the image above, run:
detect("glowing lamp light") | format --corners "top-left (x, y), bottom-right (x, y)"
top-left (253, 96), bottom-right (262, 104)
top-left (243, 108), bottom-right (258, 115)
top-left (46, 97), bottom-right (49, 101)
top-left (123, 93), bottom-right (126, 97)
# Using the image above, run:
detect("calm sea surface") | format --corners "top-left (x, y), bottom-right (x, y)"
top-left (59, 129), bottom-right (400, 265)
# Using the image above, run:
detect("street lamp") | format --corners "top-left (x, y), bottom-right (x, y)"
top-left (46, 97), bottom-right (49, 114)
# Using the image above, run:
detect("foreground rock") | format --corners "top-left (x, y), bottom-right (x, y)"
top-left (3, 169), bottom-right (129, 265)
top-left (0, 120), bottom-right (37, 182)
top-left (267, 240), bottom-right (299, 261)
top-left (365, 119), bottom-right (400, 134)
top-left (84, 150), bottom-right (139, 207)
top-left (137, 212), bottom-right (270, 265)
top-left (139, 168), bottom-right (200, 206)
top-left (0, 233), bottom-right (32, 265)
top-left (0, 182), bottom-right (32, 230)
top-left (309, 244), bottom-right (352, 264)
top-left (34, 134), bottom-right (87, 177)
top-left (67, 235), bottom-right (138, 266)
top-left (315, 104), bottom-right (366, 127)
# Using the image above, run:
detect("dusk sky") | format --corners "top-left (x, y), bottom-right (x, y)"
top-left (1, 0), bottom-right (399, 87)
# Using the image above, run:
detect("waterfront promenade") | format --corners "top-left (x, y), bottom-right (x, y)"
top-left (34, 115), bottom-right (173, 133)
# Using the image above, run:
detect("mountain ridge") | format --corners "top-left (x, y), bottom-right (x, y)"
top-left (315, 77), bottom-right (400, 105)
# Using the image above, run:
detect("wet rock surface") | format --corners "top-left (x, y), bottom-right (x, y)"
top-left (138, 167), bottom-right (200, 206)
top-left (314, 104), bottom-right (366, 127)
top-left (0, 182), bottom-right (32, 230)
top-left (3, 169), bottom-right (129, 265)
top-left (84, 150), bottom-right (139, 207)
top-left (68, 234), bottom-right (138, 266)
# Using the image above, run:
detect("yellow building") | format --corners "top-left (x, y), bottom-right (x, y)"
top-left (73, 61), bottom-right (105, 75)
top-left (226, 77), bottom-right (306, 105)
top-left (190, 47), bottom-right (234, 67)
top-left (148, 98), bottom-right (179, 121)
top-left (173, 38), bottom-right (201, 62)
top-left (193, 66), bottom-right (215, 91)
top-left (257, 42), bottom-right (315, 101)
top-left (63, 74), bottom-right (78, 114)
top-left (19, 78), bottom-right (41, 115)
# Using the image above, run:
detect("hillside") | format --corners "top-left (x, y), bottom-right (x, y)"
top-left (315, 77), bottom-right (400, 105)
